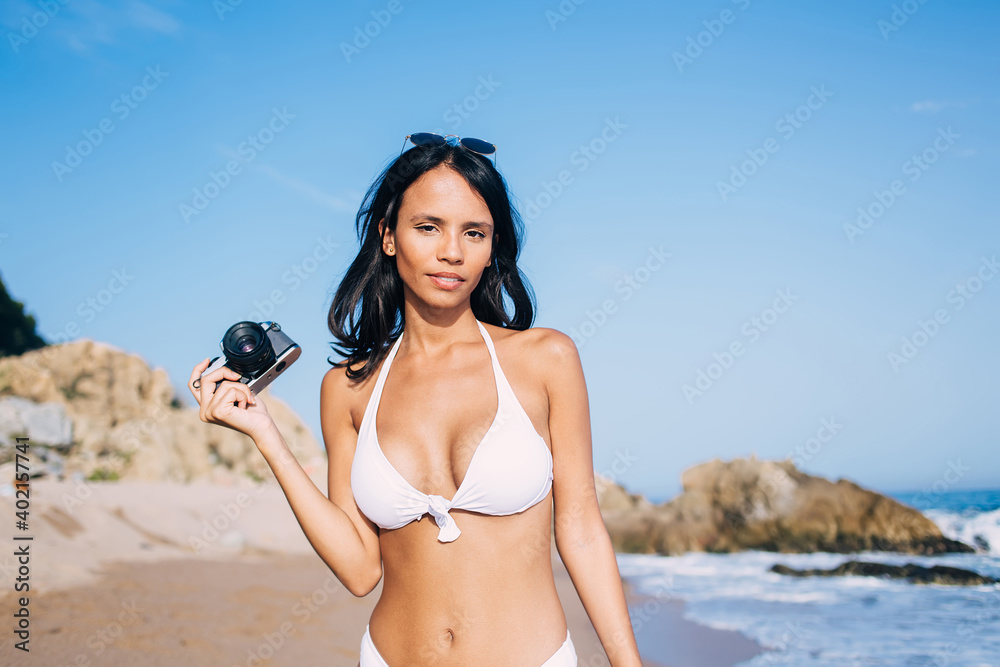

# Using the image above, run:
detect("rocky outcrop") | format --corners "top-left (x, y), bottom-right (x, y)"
top-left (0, 339), bottom-right (325, 483)
top-left (599, 457), bottom-right (973, 556)
top-left (0, 396), bottom-right (73, 446)
top-left (770, 561), bottom-right (997, 586)
top-left (595, 473), bottom-right (654, 512)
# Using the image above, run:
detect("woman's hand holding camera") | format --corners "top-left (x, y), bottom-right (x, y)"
top-left (189, 357), bottom-right (278, 444)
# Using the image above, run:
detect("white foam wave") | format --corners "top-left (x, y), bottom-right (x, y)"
top-left (927, 507), bottom-right (1000, 553)
top-left (617, 544), bottom-right (1000, 665)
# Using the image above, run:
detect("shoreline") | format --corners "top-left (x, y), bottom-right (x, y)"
top-left (0, 549), bottom-right (763, 667)
top-left (619, 578), bottom-right (763, 667)
top-left (0, 478), bottom-right (762, 665)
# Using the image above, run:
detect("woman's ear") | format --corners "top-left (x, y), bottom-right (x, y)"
top-left (380, 218), bottom-right (395, 255)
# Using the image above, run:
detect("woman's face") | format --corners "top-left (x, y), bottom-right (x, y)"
top-left (383, 165), bottom-right (496, 309)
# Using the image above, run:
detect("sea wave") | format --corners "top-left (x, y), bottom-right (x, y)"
top-left (618, 495), bottom-right (1000, 666)
top-left (927, 507), bottom-right (1000, 553)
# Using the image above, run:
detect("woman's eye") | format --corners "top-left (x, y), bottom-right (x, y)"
top-left (416, 225), bottom-right (484, 239)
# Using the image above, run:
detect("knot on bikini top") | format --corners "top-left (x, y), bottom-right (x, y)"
top-left (426, 494), bottom-right (462, 542)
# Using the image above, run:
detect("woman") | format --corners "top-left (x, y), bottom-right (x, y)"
top-left (189, 133), bottom-right (643, 666)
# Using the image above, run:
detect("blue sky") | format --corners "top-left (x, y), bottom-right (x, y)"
top-left (1, 0), bottom-right (997, 500)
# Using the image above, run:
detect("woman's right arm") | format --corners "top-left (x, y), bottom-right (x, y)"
top-left (189, 358), bottom-right (382, 597)
top-left (254, 366), bottom-right (383, 597)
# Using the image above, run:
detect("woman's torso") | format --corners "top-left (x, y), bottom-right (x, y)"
top-left (350, 321), bottom-right (568, 666)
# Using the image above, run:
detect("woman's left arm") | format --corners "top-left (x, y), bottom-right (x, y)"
top-left (540, 329), bottom-right (643, 667)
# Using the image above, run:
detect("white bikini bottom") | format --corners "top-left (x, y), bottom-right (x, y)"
top-left (359, 624), bottom-right (578, 666)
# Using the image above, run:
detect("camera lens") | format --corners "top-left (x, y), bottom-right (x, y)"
top-left (235, 335), bottom-right (257, 354)
top-left (221, 321), bottom-right (276, 377)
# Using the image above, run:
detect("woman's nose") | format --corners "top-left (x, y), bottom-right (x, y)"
top-left (438, 232), bottom-right (464, 261)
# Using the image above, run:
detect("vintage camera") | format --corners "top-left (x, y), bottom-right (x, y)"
top-left (200, 321), bottom-right (301, 395)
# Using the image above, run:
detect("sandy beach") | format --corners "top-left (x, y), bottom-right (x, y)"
top-left (0, 476), bottom-right (761, 666)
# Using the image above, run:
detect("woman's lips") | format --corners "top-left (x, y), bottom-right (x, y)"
top-left (428, 274), bottom-right (465, 291)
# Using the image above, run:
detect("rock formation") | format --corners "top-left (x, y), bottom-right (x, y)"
top-left (0, 339), bottom-right (325, 483)
top-left (770, 561), bottom-right (997, 586)
top-left (0, 340), bottom-right (973, 559)
top-left (599, 457), bottom-right (973, 555)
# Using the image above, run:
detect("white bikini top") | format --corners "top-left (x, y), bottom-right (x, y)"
top-left (351, 320), bottom-right (553, 542)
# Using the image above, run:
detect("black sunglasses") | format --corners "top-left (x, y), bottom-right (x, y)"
top-left (400, 132), bottom-right (497, 163)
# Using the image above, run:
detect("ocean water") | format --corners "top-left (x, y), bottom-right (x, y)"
top-left (617, 489), bottom-right (1000, 666)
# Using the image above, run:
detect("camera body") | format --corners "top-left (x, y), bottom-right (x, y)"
top-left (201, 320), bottom-right (301, 395)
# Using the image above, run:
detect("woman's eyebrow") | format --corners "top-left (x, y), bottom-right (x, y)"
top-left (409, 214), bottom-right (445, 223)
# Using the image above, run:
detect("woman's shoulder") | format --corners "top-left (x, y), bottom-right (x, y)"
top-left (482, 322), bottom-right (580, 367)
top-left (321, 356), bottom-right (378, 405)
top-left (323, 356), bottom-right (383, 395)
top-left (323, 354), bottom-right (393, 435)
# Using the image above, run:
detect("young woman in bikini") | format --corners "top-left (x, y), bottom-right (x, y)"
top-left (189, 133), bottom-right (643, 666)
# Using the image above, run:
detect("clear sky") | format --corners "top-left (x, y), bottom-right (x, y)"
top-left (2, 0), bottom-right (997, 501)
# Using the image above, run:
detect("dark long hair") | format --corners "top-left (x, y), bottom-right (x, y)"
top-left (326, 143), bottom-right (536, 382)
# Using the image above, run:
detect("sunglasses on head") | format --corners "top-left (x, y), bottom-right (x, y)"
top-left (400, 132), bottom-right (497, 163)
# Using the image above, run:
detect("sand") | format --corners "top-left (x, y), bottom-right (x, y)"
top-left (0, 476), bottom-right (761, 666)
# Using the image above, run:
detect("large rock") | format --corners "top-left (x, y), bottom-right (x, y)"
top-left (770, 561), bottom-right (997, 586)
top-left (0, 396), bottom-right (73, 449)
top-left (595, 473), bottom-right (654, 512)
top-left (599, 457), bottom-right (973, 556)
top-left (0, 339), bottom-right (325, 483)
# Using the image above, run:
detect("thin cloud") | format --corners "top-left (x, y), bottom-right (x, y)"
top-left (909, 99), bottom-right (970, 114)
top-left (126, 1), bottom-right (180, 35)
top-left (213, 143), bottom-right (360, 213)
top-left (33, 0), bottom-right (183, 54)
top-left (255, 164), bottom-right (359, 213)
top-left (590, 263), bottom-right (629, 285)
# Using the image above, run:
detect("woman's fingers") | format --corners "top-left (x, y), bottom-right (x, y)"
top-left (202, 364), bottom-right (242, 387)
top-left (188, 359), bottom-right (274, 441)
top-left (205, 381), bottom-right (256, 423)
top-left (197, 365), bottom-right (243, 413)
top-left (188, 357), bottom-right (212, 401)
top-left (211, 385), bottom-right (241, 415)
top-left (189, 357), bottom-right (240, 400)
